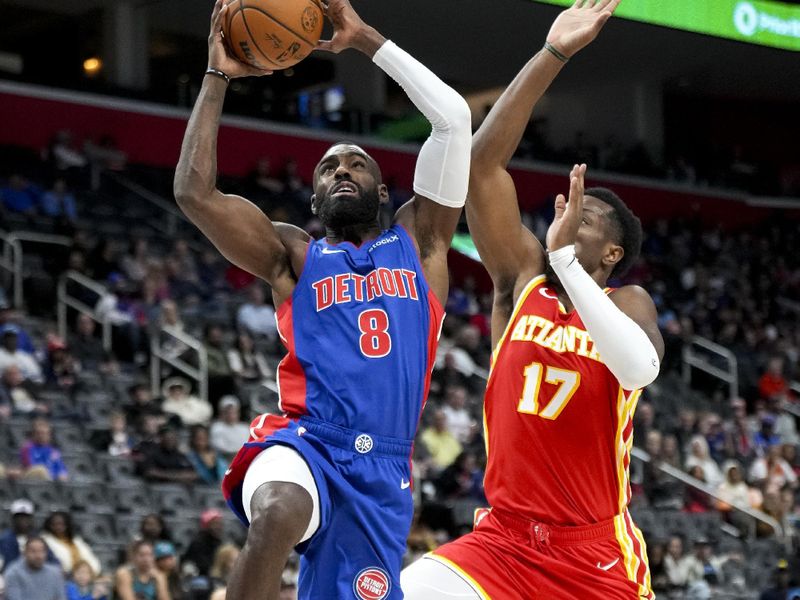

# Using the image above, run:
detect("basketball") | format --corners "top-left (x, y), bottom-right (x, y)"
top-left (223, 0), bottom-right (324, 70)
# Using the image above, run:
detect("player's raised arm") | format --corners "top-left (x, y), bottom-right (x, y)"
top-left (174, 0), bottom-right (306, 306)
top-left (548, 163), bottom-right (663, 390)
top-left (468, 0), bottom-right (621, 301)
top-left (316, 0), bottom-right (471, 305)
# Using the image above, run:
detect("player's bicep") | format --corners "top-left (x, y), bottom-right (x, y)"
top-left (177, 189), bottom-right (292, 285)
top-left (610, 285), bottom-right (665, 361)
top-left (466, 167), bottom-right (545, 287)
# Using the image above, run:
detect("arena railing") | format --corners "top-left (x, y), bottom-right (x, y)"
top-left (57, 270), bottom-right (113, 351)
top-left (631, 446), bottom-right (786, 545)
top-left (103, 172), bottom-right (188, 238)
top-left (0, 231), bottom-right (71, 308)
top-left (682, 335), bottom-right (739, 399)
top-left (150, 324), bottom-right (208, 403)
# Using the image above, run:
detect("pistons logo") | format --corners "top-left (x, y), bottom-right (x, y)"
top-left (353, 567), bottom-right (391, 600)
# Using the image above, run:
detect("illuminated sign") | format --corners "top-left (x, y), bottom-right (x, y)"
top-left (533, 0), bottom-right (800, 51)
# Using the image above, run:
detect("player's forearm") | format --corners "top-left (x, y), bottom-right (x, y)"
top-left (549, 246), bottom-right (660, 390)
top-left (473, 50), bottom-right (564, 169)
top-left (174, 75), bottom-right (227, 203)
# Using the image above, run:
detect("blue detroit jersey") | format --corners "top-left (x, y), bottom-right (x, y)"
top-left (275, 224), bottom-right (443, 440)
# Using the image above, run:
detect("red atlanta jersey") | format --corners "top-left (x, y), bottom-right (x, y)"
top-left (483, 274), bottom-right (643, 526)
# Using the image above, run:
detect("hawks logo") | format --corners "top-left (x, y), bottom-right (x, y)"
top-left (353, 567), bottom-right (391, 600)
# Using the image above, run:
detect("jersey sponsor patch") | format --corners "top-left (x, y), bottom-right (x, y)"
top-left (353, 567), bottom-right (391, 599)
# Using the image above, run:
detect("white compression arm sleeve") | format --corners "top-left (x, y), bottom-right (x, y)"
top-left (549, 245), bottom-right (660, 390)
top-left (373, 41), bottom-right (471, 207)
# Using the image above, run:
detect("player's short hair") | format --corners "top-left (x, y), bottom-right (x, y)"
top-left (585, 187), bottom-right (642, 278)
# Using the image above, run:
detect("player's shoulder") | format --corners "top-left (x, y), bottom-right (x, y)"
top-left (608, 284), bottom-right (658, 318)
top-left (275, 222), bottom-right (311, 245)
top-left (608, 284), bottom-right (654, 302)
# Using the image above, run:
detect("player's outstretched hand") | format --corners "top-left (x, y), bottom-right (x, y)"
top-left (316, 0), bottom-right (381, 55)
top-left (546, 0), bottom-right (621, 59)
top-left (208, 0), bottom-right (272, 78)
top-left (546, 163), bottom-right (587, 251)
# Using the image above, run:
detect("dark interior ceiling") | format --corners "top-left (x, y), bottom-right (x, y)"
top-left (2, 0), bottom-right (799, 100)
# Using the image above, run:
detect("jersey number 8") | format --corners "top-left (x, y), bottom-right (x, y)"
top-left (358, 309), bottom-right (392, 358)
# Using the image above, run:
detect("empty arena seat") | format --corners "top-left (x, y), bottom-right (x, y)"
top-left (63, 482), bottom-right (113, 514)
top-left (148, 483), bottom-right (196, 515)
top-left (15, 480), bottom-right (65, 513)
top-left (110, 483), bottom-right (154, 514)
top-left (72, 512), bottom-right (116, 545)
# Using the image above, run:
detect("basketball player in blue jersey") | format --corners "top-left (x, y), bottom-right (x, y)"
top-left (174, 1), bottom-right (471, 598)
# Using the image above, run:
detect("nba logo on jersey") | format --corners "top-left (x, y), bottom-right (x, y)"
top-left (353, 567), bottom-right (391, 599)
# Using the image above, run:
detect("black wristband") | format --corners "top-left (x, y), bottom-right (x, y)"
top-left (205, 68), bottom-right (230, 85)
top-left (543, 41), bottom-right (569, 63)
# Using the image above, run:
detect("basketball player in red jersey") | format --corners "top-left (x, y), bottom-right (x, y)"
top-left (402, 1), bottom-right (664, 598)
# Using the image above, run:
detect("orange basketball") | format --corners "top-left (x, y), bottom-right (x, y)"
top-left (223, 0), bottom-right (324, 71)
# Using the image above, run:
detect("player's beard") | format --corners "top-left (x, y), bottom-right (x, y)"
top-left (317, 183), bottom-right (381, 229)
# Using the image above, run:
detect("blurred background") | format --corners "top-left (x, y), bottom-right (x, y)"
top-left (0, 0), bottom-right (798, 598)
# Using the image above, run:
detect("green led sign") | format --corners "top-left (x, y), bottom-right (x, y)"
top-left (533, 0), bottom-right (800, 51)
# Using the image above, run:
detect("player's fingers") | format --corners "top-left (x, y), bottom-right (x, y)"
top-left (211, 0), bottom-right (225, 31)
top-left (599, 0), bottom-right (622, 13)
top-left (210, 0), bottom-right (222, 27)
top-left (554, 193), bottom-right (567, 217)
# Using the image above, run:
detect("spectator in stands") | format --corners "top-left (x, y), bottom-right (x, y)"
top-left (160, 377), bottom-right (212, 427)
top-left (754, 415), bottom-right (782, 456)
top-left (760, 559), bottom-right (793, 600)
top-left (48, 131), bottom-right (88, 173)
top-left (665, 534), bottom-right (691, 590)
top-left (19, 417), bottom-right (68, 481)
top-left (153, 542), bottom-right (183, 600)
top-left (420, 409), bottom-right (462, 471)
top-left (182, 510), bottom-right (225, 578)
top-left (725, 398), bottom-right (755, 462)
top-left (757, 490), bottom-right (788, 538)
top-left (749, 445), bottom-right (798, 492)
top-left (716, 461), bottom-right (755, 513)
top-left (139, 425), bottom-right (197, 484)
top-left (441, 384), bottom-right (472, 444)
top-left (0, 327), bottom-right (43, 384)
top-left (209, 396), bottom-right (249, 462)
top-left (634, 400), bottom-right (655, 439)
top-left (169, 240), bottom-right (199, 287)
top-left (684, 466), bottom-right (714, 513)
top-left (0, 304), bottom-right (35, 354)
top-left (227, 333), bottom-right (270, 388)
top-left (685, 435), bottom-right (723, 488)
top-left (120, 238), bottom-right (151, 285)
top-left (4, 536), bottom-right (65, 600)
top-left (434, 451), bottom-right (485, 502)
top-left (87, 241), bottom-right (120, 283)
top-left (249, 157), bottom-right (284, 196)
top-left (41, 511), bottom-right (100, 576)
top-left (647, 541), bottom-right (670, 595)
top-left (138, 515), bottom-right (173, 547)
top-left (759, 356), bottom-right (788, 401)
top-left (769, 396), bottom-right (800, 446)
top-left (782, 444), bottom-right (800, 478)
top-left (208, 543), bottom-right (240, 600)
top-left (65, 559), bottom-right (110, 600)
top-left (113, 540), bottom-right (169, 600)
top-left (0, 365), bottom-right (45, 415)
top-left (0, 499), bottom-right (54, 573)
top-left (39, 179), bottom-right (77, 224)
top-left (203, 325), bottom-right (235, 406)
top-left (236, 284), bottom-right (277, 342)
top-left (673, 408), bottom-right (698, 460)
top-left (43, 336), bottom-right (79, 392)
top-left (701, 413), bottom-right (727, 465)
top-left (187, 424), bottom-right (227, 485)
top-left (124, 382), bottom-right (163, 432)
top-left (131, 412), bottom-right (163, 473)
top-left (88, 411), bottom-right (135, 457)
top-left (0, 175), bottom-right (40, 217)
top-left (69, 314), bottom-right (106, 370)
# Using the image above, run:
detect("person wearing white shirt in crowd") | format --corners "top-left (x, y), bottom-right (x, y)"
top-left (685, 434), bottom-right (724, 489)
top-left (161, 377), bottom-right (212, 427)
top-left (0, 328), bottom-right (42, 384)
top-left (209, 395), bottom-right (250, 462)
top-left (227, 333), bottom-right (270, 385)
top-left (664, 535), bottom-right (692, 589)
top-left (236, 284), bottom-right (277, 340)
top-left (40, 512), bottom-right (101, 576)
top-left (441, 384), bottom-right (472, 444)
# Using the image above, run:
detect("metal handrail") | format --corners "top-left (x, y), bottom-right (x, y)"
top-left (57, 270), bottom-right (113, 351)
top-left (0, 231), bottom-right (71, 308)
top-left (150, 324), bottom-right (208, 403)
top-left (682, 335), bottom-right (739, 399)
top-left (631, 446), bottom-right (784, 541)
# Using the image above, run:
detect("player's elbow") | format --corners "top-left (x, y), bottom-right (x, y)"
top-left (616, 355), bottom-right (660, 391)
top-left (431, 92), bottom-right (472, 137)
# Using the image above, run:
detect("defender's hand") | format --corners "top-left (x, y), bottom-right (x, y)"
top-left (208, 0), bottom-right (272, 78)
top-left (546, 0), bottom-right (621, 59)
top-left (316, 0), bottom-right (381, 55)
top-left (546, 164), bottom-right (587, 251)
